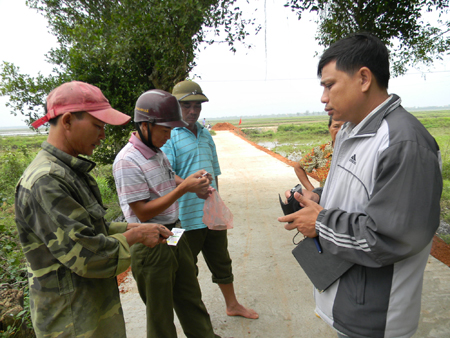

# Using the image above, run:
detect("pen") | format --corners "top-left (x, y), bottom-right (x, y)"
top-left (314, 237), bottom-right (322, 254)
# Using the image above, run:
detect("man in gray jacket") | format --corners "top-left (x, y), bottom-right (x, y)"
top-left (278, 33), bottom-right (442, 338)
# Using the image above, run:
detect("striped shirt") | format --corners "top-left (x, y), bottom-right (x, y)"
top-left (113, 132), bottom-right (178, 224)
top-left (161, 122), bottom-right (221, 231)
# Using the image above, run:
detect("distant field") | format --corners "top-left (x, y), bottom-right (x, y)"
top-left (210, 110), bottom-right (450, 128)
top-left (210, 115), bottom-right (330, 128)
top-left (0, 134), bottom-right (47, 152)
top-left (0, 125), bottom-right (47, 137)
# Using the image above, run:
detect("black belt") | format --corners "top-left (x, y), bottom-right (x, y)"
top-left (164, 220), bottom-right (181, 230)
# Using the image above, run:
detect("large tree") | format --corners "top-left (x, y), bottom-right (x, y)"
top-left (284, 0), bottom-right (450, 75)
top-left (1, 0), bottom-right (257, 164)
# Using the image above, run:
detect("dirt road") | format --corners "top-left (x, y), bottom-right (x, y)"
top-left (120, 130), bottom-right (450, 338)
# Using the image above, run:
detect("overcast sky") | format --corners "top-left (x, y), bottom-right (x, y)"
top-left (1, 0), bottom-right (450, 127)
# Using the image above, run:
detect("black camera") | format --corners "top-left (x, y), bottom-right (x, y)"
top-left (289, 184), bottom-right (303, 197)
top-left (279, 184), bottom-right (303, 215)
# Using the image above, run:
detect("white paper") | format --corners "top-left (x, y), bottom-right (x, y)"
top-left (167, 228), bottom-right (185, 246)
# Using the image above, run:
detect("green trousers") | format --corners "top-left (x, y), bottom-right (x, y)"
top-left (131, 236), bottom-right (218, 338)
top-left (184, 228), bottom-right (233, 284)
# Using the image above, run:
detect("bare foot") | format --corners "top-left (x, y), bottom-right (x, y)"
top-left (226, 303), bottom-right (259, 319)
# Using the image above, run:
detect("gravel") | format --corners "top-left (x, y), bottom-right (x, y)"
top-left (437, 220), bottom-right (450, 237)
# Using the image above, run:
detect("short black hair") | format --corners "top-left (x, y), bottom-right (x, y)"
top-left (318, 33), bottom-right (390, 89)
top-left (48, 110), bottom-right (85, 126)
top-left (328, 116), bottom-right (332, 128)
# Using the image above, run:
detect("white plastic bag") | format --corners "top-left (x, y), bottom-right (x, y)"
top-left (202, 190), bottom-right (234, 230)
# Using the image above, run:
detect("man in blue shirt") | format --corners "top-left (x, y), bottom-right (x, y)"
top-left (161, 80), bottom-right (258, 319)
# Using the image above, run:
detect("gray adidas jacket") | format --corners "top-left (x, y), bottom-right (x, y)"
top-left (314, 95), bottom-right (442, 338)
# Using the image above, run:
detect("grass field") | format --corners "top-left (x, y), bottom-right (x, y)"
top-left (211, 114), bottom-right (330, 129)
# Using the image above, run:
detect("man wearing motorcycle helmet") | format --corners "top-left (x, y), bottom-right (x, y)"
top-left (113, 89), bottom-right (220, 338)
top-left (161, 81), bottom-right (259, 320)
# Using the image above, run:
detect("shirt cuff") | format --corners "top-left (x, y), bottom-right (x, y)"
top-left (110, 233), bottom-right (131, 276)
top-left (108, 222), bottom-right (128, 235)
top-left (312, 187), bottom-right (323, 201)
top-left (315, 209), bottom-right (327, 236)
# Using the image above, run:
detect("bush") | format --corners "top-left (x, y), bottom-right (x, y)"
top-left (0, 143), bottom-right (36, 337)
top-left (0, 205), bottom-right (33, 337)
top-left (277, 123), bottom-right (328, 134)
top-left (242, 128), bottom-right (275, 139)
top-left (90, 165), bottom-right (123, 222)
top-left (0, 147), bottom-right (32, 205)
top-left (258, 131), bottom-right (274, 138)
top-left (241, 128), bottom-right (260, 136)
top-left (0, 214), bottom-right (27, 285)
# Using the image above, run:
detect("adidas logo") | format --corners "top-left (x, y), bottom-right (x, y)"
top-left (349, 154), bottom-right (357, 165)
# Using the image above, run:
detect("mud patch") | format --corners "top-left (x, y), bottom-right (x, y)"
top-left (211, 122), bottom-right (237, 131)
top-left (431, 236), bottom-right (450, 267)
top-left (117, 267), bottom-right (131, 291)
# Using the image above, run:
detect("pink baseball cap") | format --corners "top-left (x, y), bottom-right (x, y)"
top-left (31, 81), bottom-right (131, 128)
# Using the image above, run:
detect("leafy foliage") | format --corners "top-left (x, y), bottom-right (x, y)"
top-left (284, 0), bottom-right (450, 75)
top-left (0, 211), bottom-right (27, 286)
top-left (0, 146), bottom-right (32, 205)
top-left (1, 0), bottom-right (258, 165)
top-left (0, 204), bottom-right (33, 337)
top-left (242, 128), bottom-right (275, 138)
top-left (0, 64), bottom-right (61, 129)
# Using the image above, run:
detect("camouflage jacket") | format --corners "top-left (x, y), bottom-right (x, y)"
top-left (15, 142), bottom-right (130, 338)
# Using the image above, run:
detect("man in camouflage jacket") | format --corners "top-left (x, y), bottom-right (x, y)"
top-left (15, 81), bottom-right (173, 338)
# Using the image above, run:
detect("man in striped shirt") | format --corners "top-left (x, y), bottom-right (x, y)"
top-left (161, 80), bottom-right (259, 320)
top-left (113, 89), bottom-right (220, 338)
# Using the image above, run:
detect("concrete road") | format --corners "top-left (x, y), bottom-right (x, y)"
top-left (120, 130), bottom-right (450, 338)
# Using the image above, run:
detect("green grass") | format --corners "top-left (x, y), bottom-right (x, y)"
top-left (0, 134), bottom-right (47, 152)
top-left (90, 164), bottom-right (123, 222)
top-left (440, 234), bottom-right (450, 245)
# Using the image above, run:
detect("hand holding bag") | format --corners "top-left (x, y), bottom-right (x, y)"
top-left (202, 190), bottom-right (234, 230)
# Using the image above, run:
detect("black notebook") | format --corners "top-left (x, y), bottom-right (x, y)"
top-left (292, 237), bottom-right (354, 292)
top-left (278, 191), bottom-right (353, 292)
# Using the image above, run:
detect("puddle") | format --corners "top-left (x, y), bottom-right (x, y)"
top-left (257, 141), bottom-right (278, 150)
top-left (257, 141), bottom-right (303, 162)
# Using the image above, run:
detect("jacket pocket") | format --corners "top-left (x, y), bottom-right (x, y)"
top-left (57, 265), bottom-right (74, 295)
top-left (355, 265), bottom-right (366, 305)
top-left (85, 201), bottom-right (107, 220)
top-left (85, 202), bottom-right (108, 234)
